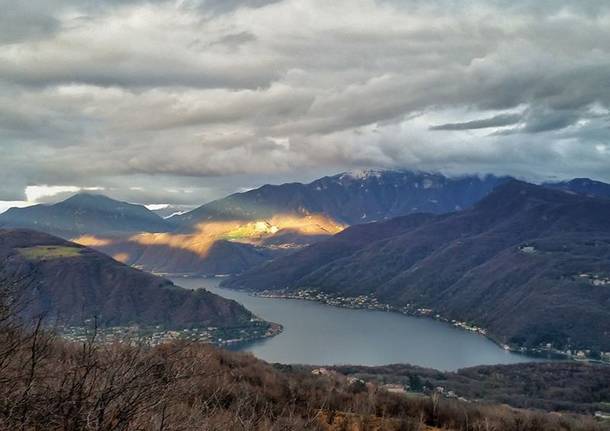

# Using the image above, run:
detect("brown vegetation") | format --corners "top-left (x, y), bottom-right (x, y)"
top-left (1, 279), bottom-right (608, 431)
top-left (333, 363), bottom-right (610, 415)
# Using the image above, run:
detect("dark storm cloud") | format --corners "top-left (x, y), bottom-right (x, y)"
top-left (0, 7), bottom-right (60, 44)
top-left (0, 64), bottom-right (275, 90)
top-left (430, 114), bottom-right (522, 131)
top-left (200, 0), bottom-right (283, 14)
top-left (521, 109), bottom-right (583, 134)
top-left (210, 31), bottom-right (257, 48)
top-left (1, 0), bottom-right (610, 206)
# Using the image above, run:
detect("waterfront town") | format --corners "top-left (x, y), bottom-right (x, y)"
top-left (60, 319), bottom-right (282, 347)
top-left (256, 288), bottom-right (610, 364)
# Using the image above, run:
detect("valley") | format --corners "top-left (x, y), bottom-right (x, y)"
top-left (1, 170), bottom-right (609, 429)
top-left (226, 180), bottom-right (610, 360)
top-left (2, 171), bottom-right (609, 364)
top-left (4, 3), bottom-right (610, 427)
top-left (241, 286), bottom-right (605, 363)
top-left (174, 277), bottom-right (545, 371)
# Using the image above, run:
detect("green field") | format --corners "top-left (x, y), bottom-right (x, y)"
top-left (18, 245), bottom-right (82, 260)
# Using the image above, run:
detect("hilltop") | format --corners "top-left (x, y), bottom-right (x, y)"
top-left (0, 229), bottom-right (256, 330)
top-left (0, 193), bottom-right (171, 238)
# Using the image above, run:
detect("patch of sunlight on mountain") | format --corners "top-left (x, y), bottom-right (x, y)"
top-left (129, 214), bottom-right (345, 256)
top-left (72, 235), bottom-right (115, 247)
top-left (113, 252), bottom-right (130, 263)
top-left (72, 214), bottom-right (345, 258)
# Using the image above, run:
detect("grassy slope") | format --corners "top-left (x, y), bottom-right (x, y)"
top-left (17, 245), bottom-right (82, 260)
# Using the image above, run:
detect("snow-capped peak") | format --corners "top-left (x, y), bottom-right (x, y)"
top-left (339, 169), bottom-right (387, 181)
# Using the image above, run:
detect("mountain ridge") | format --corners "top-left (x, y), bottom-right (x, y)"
top-left (0, 228), bottom-right (255, 329)
top-left (3, 172), bottom-right (610, 277)
top-left (171, 170), bottom-right (511, 227)
top-left (0, 193), bottom-right (172, 238)
top-left (224, 180), bottom-right (610, 352)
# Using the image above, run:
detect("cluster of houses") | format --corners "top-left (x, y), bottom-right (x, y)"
top-left (518, 341), bottom-right (610, 364)
top-left (432, 386), bottom-right (469, 403)
top-left (60, 321), bottom-right (281, 347)
top-left (258, 289), bottom-right (391, 311)
top-left (262, 288), bottom-right (609, 365)
top-left (577, 272), bottom-right (610, 287)
top-left (451, 320), bottom-right (487, 335)
top-left (258, 288), bottom-right (450, 321)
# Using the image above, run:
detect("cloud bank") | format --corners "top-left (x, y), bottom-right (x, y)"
top-left (1, 0), bottom-right (609, 205)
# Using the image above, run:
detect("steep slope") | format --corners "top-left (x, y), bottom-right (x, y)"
top-left (74, 213), bottom-right (343, 275)
top-left (0, 193), bottom-right (171, 238)
top-left (0, 229), bottom-right (254, 329)
top-left (0, 194), bottom-right (282, 276)
top-left (224, 213), bottom-right (436, 291)
top-left (77, 235), bottom-right (275, 275)
top-left (3, 174), bottom-right (608, 278)
top-left (226, 181), bottom-right (610, 352)
top-left (172, 170), bottom-right (508, 227)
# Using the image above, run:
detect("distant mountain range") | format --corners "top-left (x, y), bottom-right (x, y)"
top-left (1, 170), bottom-right (610, 276)
top-left (171, 170), bottom-right (510, 226)
top-left (225, 181), bottom-right (610, 352)
top-left (0, 193), bottom-right (171, 238)
top-left (79, 234), bottom-right (276, 276)
top-left (0, 229), bottom-right (254, 329)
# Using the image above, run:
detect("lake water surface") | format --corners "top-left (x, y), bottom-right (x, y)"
top-left (172, 277), bottom-right (543, 371)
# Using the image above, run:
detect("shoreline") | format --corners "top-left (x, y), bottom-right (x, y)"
top-left (59, 320), bottom-right (284, 348)
top-left (241, 287), bottom-right (607, 365)
top-left (164, 273), bottom-right (608, 366)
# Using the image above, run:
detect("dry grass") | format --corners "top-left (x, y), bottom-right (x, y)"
top-left (17, 245), bottom-right (82, 260)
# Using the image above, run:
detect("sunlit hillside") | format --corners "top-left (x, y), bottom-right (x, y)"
top-left (74, 213), bottom-right (345, 273)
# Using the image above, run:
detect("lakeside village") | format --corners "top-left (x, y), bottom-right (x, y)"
top-left (60, 318), bottom-right (282, 347)
top-left (256, 288), bottom-right (610, 364)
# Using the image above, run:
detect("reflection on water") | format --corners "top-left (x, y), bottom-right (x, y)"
top-left (171, 277), bottom-right (544, 371)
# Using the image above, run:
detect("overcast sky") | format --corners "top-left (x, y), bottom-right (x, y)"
top-left (1, 0), bottom-right (609, 209)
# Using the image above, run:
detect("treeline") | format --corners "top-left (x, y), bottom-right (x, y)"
top-left (1, 283), bottom-right (608, 430)
top-left (333, 362), bottom-right (610, 415)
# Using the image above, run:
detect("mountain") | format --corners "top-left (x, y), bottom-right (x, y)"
top-left (3, 173), bottom-right (609, 277)
top-left (0, 193), bottom-right (172, 238)
top-left (0, 192), bottom-right (345, 276)
top-left (73, 213), bottom-right (343, 275)
top-left (172, 169), bottom-right (509, 227)
top-left (0, 229), bottom-right (255, 329)
top-left (225, 181), bottom-right (610, 352)
top-left (77, 234), bottom-right (276, 276)
top-left (149, 204), bottom-right (196, 219)
top-left (110, 169), bottom-right (505, 275)
top-left (545, 177), bottom-right (610, 200)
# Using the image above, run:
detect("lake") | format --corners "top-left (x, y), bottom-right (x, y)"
top-left (171, 277), bottom-right (544, 371)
